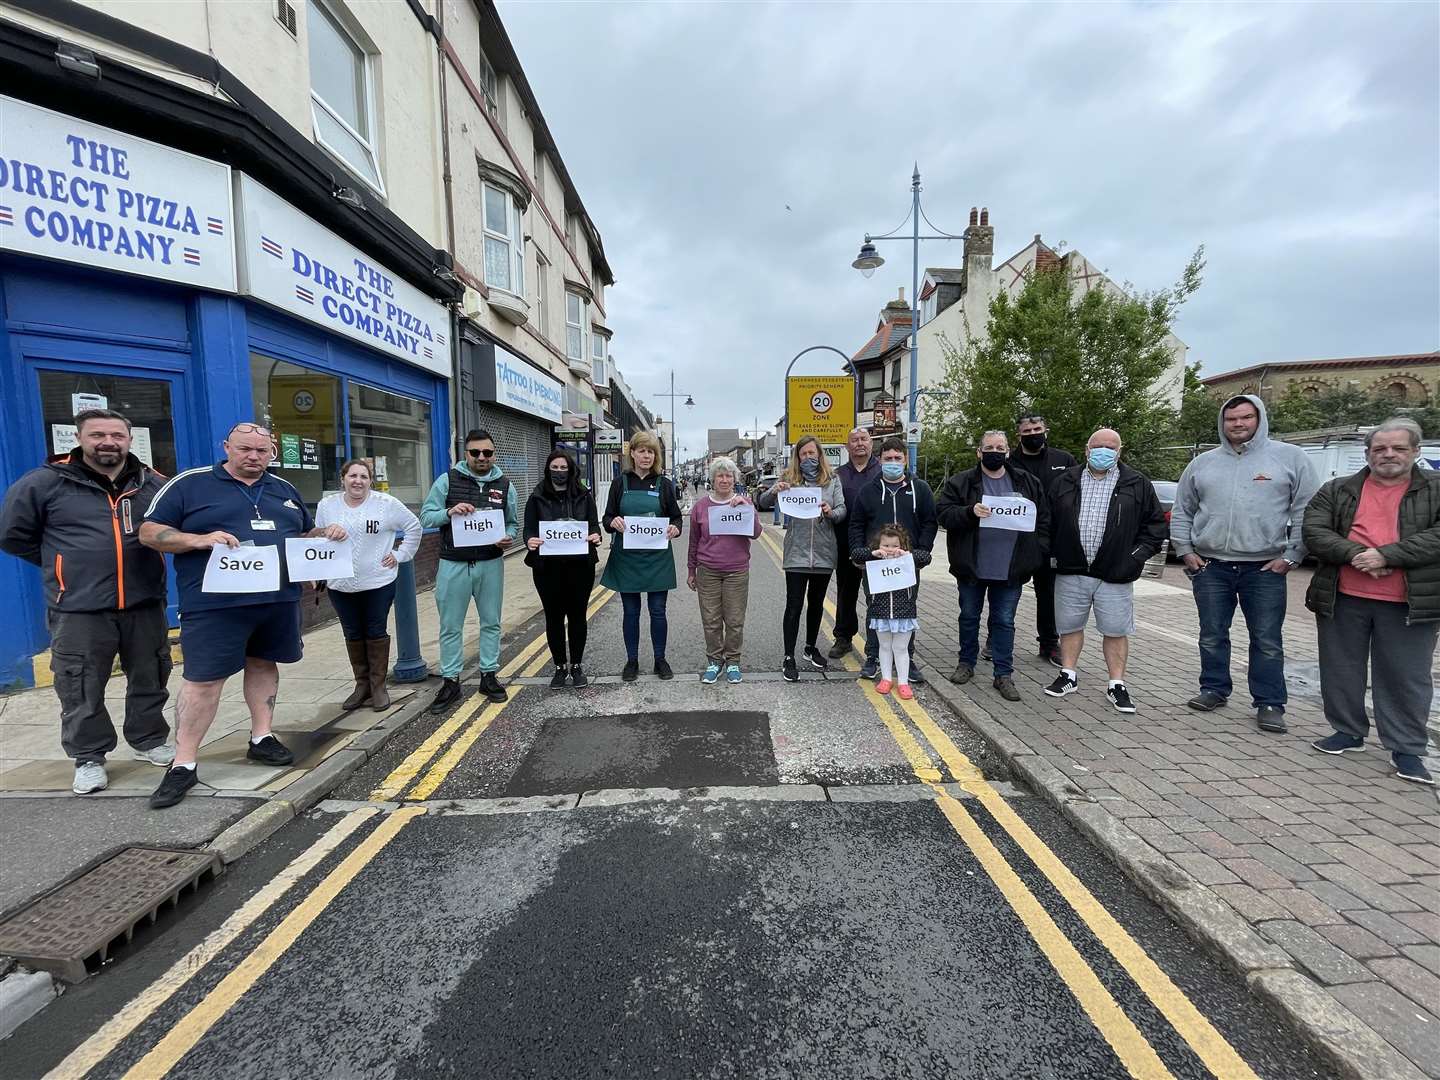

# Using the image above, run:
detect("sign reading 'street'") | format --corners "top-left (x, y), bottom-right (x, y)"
top-left (202, 544), bottom-right (280, 594)
top-left (0, 95), bottom-right (236, 292)
top-left (539, 520), bottom-right (589, 556)
top-left (284, 537), bottom-right (354, 581)
top-left (776, 486), bottom-right (823, 520)
top-left (708, 503), bottom-right (755, 536)
top-left (866, 552), bottom-right (917, 594)
top-left (622, 517), bottom-right (669, 550)
top-left (979, 495), bottom-right (1037, 533)
top-left (451, 509), bottom-right (506, 547)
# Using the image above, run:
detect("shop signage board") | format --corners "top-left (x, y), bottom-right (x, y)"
top-left (300, 437), bottom-right (320, 471)
top-left (786, 375), bottom-right (854, 445)
top-left (823, 444), bottom-right (849, 471)
top-left (492, 345), bottom-right (563, 424)
top-left (279, 433), bottom-right (302, 468)
top-left (234, 174), bottom-right (448, 378)
top-left (595, 428), bottom-right (624, 451)
top-left (0, 95), bottom-right (236, 292)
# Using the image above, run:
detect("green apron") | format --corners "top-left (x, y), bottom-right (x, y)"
top-left (600, 473), bottom-right (677, 593)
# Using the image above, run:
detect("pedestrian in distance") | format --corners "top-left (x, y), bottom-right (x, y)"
top-left (0, 409), bottom-right (175, 795)
top-left (935, 430), bottom-right (1051, 702)
top-left (1042, 428), bottom-right (1167, 713)
top-left (602, 430), bottom-right (684, 681)
top-left (422, 429), bottom-right (518, 712)
top-left (757, 434), bottom-right (847, 682)
top-left (1303, 418), bottom-right (1440, 785)
top-left (139, 422), bottom-right (348, 808)
top-left (860, 523), bottom-right (927, 699)
top-left (829, 426), bottom-right (882, 660)
top-left (847, 436), bottom-right (938, 684)
top-left (524, 448), bottom-right (602, 689)
top-left (1007, 412), bottom-right (1077, 666)
top-left (315, 459), bottom-right (423, 712)
top-left (1170, 395), bottom-right (1319, 733)
top-left (688, 456), bottom-right (762, 684)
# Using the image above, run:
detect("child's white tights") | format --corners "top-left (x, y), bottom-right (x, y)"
top-left (877, 629), bottom-right (912, 685)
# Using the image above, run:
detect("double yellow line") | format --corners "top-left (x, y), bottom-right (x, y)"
top-left (756, 528), bottom-right (1256, 1080)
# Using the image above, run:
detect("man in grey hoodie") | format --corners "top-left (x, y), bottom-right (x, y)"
top-left (1170, 395), bottom-right (1319, 733)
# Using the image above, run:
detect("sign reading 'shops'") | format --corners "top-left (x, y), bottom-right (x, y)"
top-left (623, 517), bottom-right (669, 549)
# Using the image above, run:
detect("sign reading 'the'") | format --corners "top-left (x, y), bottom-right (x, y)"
top-left (451, 508), bottom-right (506, 548)
top-left (235, 174), bottom-right (449, 378)
top-left (622, 517), bottom-right (669, 550)
top-left (776, 486), bottom-right (823, 520)
top-left (0, 95), bottom-right (236, 292)
top-left (979, 495), bottom-right (1037, 533)
top-left (866, 552), bottom-right (917, 594)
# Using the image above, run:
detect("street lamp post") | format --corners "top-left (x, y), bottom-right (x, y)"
top-left (852, 164), bottom-right (965, 471)
top-left (654, 369), bottom-right (695, 469)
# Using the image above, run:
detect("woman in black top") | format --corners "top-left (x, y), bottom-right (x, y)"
top-left (524, 448), bottom-right (602, 688)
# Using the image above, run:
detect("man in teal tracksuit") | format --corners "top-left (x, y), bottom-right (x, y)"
top-left (421, 429), bottom-right (518, 711)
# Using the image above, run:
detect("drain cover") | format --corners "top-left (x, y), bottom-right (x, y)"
top-left (0, 847), bottom-right (221, 982)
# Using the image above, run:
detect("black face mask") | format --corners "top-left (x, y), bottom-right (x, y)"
top-left (1020, 433), bottom-right (1047, 453)
top-left (549, 471), bottom-right (569, 489)
top-left (981, 451), bottom-right (1008, 472)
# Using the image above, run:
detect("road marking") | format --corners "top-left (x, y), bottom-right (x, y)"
top-left (45, 809), bottom-right (377, 1080)
top-left (856, 677), bottom-right (944, 782)
top-left (120, 807), bottom-right (425, 1080)
top-left (498, 587), bottom-right (611, 677)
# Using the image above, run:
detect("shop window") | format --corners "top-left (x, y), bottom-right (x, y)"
top-left (36, 371), bottom-right (177, 475)
top-left (860, 366), bottom-right (884, 410)
top-left (348, 383), bottom-right (433, 510)
top-left (482, 181), bottom-right (525, 296)
top-left (565, 291), bottom-right (586, 362)
top-left (307, 0), bottom-right (384, 194)
top-left (250, 354), bottom-right (343, 509)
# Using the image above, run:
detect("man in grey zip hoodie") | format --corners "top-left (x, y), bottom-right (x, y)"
top-left (1170, 395), bottom-right (1319, 732)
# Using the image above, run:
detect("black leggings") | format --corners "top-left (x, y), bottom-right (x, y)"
top-left (783, 571), bottom-right (831, 658)
top-left (532, 560), bottom-right (595, 665)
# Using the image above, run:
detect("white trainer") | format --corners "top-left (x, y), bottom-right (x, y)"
top-left (133, 743), bottom-right (177, 767)
top-left (72, 762), bottom-right (108, 794)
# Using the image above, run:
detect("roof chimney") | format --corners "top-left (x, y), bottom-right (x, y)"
top-left (897, 286), bottom-right (905, 304)
top-left (963, 204), bottom-right (994, 276)
top-left (979, 207), bottom-right (989, 226)
top-left (968, 207), bottom-right (978, 227)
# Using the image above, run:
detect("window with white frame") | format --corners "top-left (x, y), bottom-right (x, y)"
top-left (565, 292), bottom-right (585, 362)
top-left (481, 181), bottom-right (524, 296)
top-left (591, 332), bottom-right (607, 386)
top-left (565, 213), bottom-right (578, 252)
top-left (534, 257), bottom-right (548, 339)
top-left (307, 0), bottom-right (383, 193)
top-left (477, 48), bottom-right (499, 119)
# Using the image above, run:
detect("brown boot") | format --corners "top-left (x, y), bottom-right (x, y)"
top-left (366, 636), bottom-right (392, 711)
top-left (342, 638), bottom-right (370, 710)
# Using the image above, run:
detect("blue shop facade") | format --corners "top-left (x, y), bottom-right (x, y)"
top-left (0, 94), bottom-right (456, 687)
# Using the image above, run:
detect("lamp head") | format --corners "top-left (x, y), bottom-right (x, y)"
top-left (852, 240), bottom-right (883, 278)
top-left (684, 395), bottom-right (695, 409)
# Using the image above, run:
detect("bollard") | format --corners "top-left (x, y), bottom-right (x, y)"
top-left (391, 559), bottom-right (429, 683)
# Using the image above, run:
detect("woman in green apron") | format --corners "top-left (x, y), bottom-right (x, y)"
top-left (601, 430), bottom-right (684, 681)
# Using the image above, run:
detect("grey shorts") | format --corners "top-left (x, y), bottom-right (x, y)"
top-left (1054, 575), bottom-right (1135, 637)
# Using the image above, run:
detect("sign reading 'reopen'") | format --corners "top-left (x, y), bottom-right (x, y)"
top-left (776, 486), bottom-right (823, 520)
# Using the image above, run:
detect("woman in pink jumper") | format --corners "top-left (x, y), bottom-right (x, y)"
top-left (687, 456), bottom-right (763, 683)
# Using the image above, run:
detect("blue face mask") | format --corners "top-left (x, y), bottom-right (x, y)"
top-left (1087, 447), bottom-right (1119, 471)
top-left (799, 459), bottom-right (820, 480)
top-left (881, 461), bottom-right (905, 481)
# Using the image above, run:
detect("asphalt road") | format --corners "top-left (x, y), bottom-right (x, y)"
top-left (7, 530), bottom-right (1331, 1080)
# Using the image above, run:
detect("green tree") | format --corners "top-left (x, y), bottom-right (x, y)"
top-left (1267, 383), bottom-right (1440, 437)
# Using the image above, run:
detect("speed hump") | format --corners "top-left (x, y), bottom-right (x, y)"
top-left (786, 375), bottom-right (855, 445)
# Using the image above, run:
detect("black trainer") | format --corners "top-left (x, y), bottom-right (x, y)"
top-left (802, 646), bottom-right (828, 671)
top-left (655, 658), bottom-right (674, 680)
top-left (479, 672), bottom-right (508, 703)
top-left (827, 639), bottom-right (851, 660)
top-left (1188, 690), bottom-right (1227, 712)
top-left (858, 658), bottom-right (880, 680)
top-left (549, 666), bottom-right (568, 690)
top-left (1038, 645), bottom-right (1062, 667)
top-left (246, 734), bottom-right (295, 766)
top-left (149, 765), bottom-right (198, 809)
top-left (1256, 706), bottom-right (1286, 733)
top-left (949, 663), bottom-right (975, 685)
top-left (621, 659), bottom-right (640, 682)
top-left (1045, 673), bottom-right (1078, 697)
top-left (782, 656), bottom-right (799, 682)
top-left (1107, 684), bottom-right (1137, 713)
top-left (429, 678), bottom-right (462, 713)
top-left (570, 664), bottom-right (588, 688)
top-left (910, 666), bottom-right (927, 687)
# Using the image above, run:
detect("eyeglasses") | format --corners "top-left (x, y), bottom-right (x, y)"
top-left (467, 448), bottom-right (495, 458)
top-left (228, 424), bottom-right (271, 437)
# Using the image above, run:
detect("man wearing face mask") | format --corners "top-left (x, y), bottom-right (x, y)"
top-left (1009, 413), bottom-right (1077, 666)
top-left (1043, 428), bottom-right (1167, 712)
top-left (936, 431), bottom-right (1050, 701)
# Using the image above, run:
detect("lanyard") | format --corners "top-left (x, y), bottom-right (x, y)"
top-left (233, 477), bottom-right (268, 520)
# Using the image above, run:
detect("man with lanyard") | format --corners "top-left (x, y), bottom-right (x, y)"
top-left (422, 429), bottom-right (518, 713)
top-left (139, 422), bottom-right (347, 808)
top-left (829, 426), bottom-right (882, 660)
top-left (0, 409), bottom-right (174, 795)
top-left (1007, 412), bottom-right (1076, 666)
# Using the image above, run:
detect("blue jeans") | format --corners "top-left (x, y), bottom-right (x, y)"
top-left (956, 580), bottom-right (1023, 677)
top-left (621, 591), bottom-right (668, 662)
top-left (1190, 560), bottom-right (1287, 709)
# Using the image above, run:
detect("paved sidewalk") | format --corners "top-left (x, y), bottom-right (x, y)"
top-left (907, 549), bottom-right (1440, 1078)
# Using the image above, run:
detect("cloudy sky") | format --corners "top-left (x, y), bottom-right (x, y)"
top-left (500, 0), bottom-right (1439, 461)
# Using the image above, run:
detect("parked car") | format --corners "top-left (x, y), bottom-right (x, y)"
top-left (1152, 480), bottom-right (1177, 560)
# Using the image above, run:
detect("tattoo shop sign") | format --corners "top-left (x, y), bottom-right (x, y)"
top-left (0, 95), bottom-right (236, 292)
top-left (235, 174), bottom-right (449, 378)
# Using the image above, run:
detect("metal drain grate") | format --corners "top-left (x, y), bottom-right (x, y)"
top-left (0, 847), bottom-right (221, 982)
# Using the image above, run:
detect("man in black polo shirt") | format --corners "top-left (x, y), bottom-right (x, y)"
top-left (139, 422), bottom-right (347, 808)
top-left (1008, 412), bottom-right (1077, 666)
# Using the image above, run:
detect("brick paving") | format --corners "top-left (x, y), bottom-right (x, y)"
top-left (907, 557), bottom-right (1440, 1077)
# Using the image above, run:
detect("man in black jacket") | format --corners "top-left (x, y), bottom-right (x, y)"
top-left (829, 427), bottom-right (881, 658)
top-left (1009, 413), bottom-right (1077, 665)
top-left (936, 431), bottom-right (1050, 701)
top-left (848, 437), bottom-right (938, 682)
top-left (0, 410), bottom-right (174, 795)
top-left (1042, 428), bottom-right (1166, 713)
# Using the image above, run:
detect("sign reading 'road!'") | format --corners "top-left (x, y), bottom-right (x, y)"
top-left (786, 375), bottom-right (854, 445)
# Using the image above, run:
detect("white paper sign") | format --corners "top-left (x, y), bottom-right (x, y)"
top-left (284, 537), bottom-right (354, 581)
top-left (708, 503), bottom-right (755, 536)
top-left (130, 426), bottom-right (153, 467)
top-left (777, 486), bottom-right (823, 519)
top-left (540, 520), bottom-right (589, 556)
top-left (979, 495), bottom-right (1037, 533)
top-left (51, 424), bottom-right (78, 456)
top-left (866, 552), bottom-right (917, 594)
top-left (202, 544), bottom-right (280, 593)
top-left (623, 517), bottom-right (669, 549)
top-left (72, 392), bottom-right (108, 414)
top-left (451, 509), bottom-right (506, 548)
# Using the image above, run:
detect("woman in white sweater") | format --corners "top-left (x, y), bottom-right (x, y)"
top-left (315, 459), bottom-right (423, 710)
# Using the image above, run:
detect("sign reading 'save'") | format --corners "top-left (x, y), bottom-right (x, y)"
top-left (622, 517), bottom-right (669, 550)
top-left (776, 486), bottom-right (823, 520)
top-left (451, 509), bottom-right (506, 547)
top-left (202, 544), bottom-right (280, 593)
top-left (539, 520), bottom-right (589, 556)
top-left (707, 503), bottom-right (755, 536)
top-left (866, 552), bottom-right (917, 594)
top-left (284, 538), bottom-right (354, 581)
top-left (979, 495), bottom-right (1037, 533)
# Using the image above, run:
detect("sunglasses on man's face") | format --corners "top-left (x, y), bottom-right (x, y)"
top-left (467, 448), bottom-right (495, 458)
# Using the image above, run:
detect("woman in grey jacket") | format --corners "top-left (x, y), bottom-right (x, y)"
top-left (757, 435), bottom-right (847, 681)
